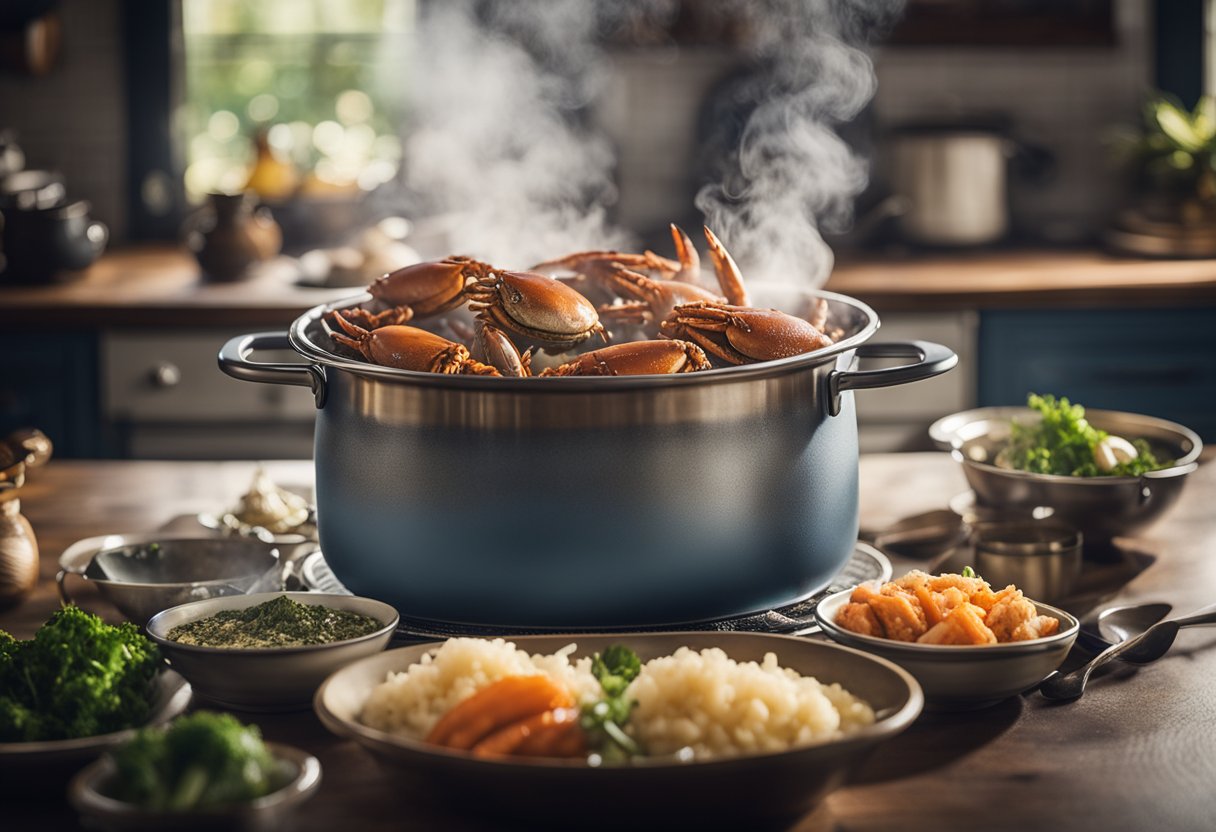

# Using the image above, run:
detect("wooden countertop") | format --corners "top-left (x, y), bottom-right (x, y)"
top-left (2, 245), bottom-right (1216, 328)
top-left (0, 247), bottom-right (353, 328)
top-left (5, 455), bottom-right (1215, 831)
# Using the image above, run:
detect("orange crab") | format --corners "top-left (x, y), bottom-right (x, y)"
top-left (659, 301), bottom-right (833, 365)
top-left (537, 339), bottom-right (711, 376)
top-left (327, 311), bottom-right (501, 375)
top-left (465, 269), bottom-right (605, 352)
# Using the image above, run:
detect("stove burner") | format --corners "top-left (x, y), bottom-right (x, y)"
top-left (300, 543), bottom-right (890, 642)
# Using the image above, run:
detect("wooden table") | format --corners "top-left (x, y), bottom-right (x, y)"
top-left (6, 456), bottom-right (1215, 831)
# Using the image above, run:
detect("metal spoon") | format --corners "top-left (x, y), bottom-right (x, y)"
top-left (1041, 602), bottom-right (1216, 701)
top-left (1118, 603), bottom-right (1216, 663)
top-left (1097, 602), bottom-right (1172, 644)
top-left (1074, 601), bottom-right (1171, 653)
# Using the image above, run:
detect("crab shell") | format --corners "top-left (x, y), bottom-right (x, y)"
top-left (369, 257), bottom-right (486, 316)
top-left (660, 301), bottom-right (834, 365)
top-left (329, 313), bottom-right (500, 375)
top-left (539, 339), bottom-right (711, 376)
top-left (466, 270), bottom-right (604, 349)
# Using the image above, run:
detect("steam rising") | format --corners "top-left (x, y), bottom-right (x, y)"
top-left (404, 0), bottom-right (902, 285)
top-left (405, 1), bottom-right (628, 265)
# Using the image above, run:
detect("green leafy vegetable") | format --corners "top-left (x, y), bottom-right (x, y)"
top-left (961, 566), bottom-right (977, 579)
top-left (580, 645), bottom-right (643, 762)
top-left (0, 606), bottom-right (161, 742)
top-left (998, 394), bottom-right (1169, 477)
top-left (108, 712), bottom-right (281, 811)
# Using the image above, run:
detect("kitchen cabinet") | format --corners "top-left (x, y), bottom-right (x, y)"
top-left (977, 307), bottom-right (1216, 440)
top-left (102, 329), bottom-right (316, 459)
top-left (0, 332), bottom-right (105, 457)
top-left (853, 311), bottom-right (978, 452)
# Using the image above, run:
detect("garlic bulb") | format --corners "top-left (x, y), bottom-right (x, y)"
top-left (229, 467), bottom-right (310, 534)
top-left (1093, 435), bottom-right (1139, 473)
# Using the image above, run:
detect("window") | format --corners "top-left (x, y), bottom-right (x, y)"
top-left (179, 0), bottom-right (411, 200)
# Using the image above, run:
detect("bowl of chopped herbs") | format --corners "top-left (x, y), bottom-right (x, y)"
top-left (0, 606), bottom-right (191, 788)
top-left (931, 394), bottom-right (1203, 543)
top-left (69, 711), bottom-right (320, 831)
top-left (146, 593), bottom-right (398, 712)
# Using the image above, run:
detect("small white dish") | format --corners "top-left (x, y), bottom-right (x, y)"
top-left (816, 588), bottom-right (1079, 709)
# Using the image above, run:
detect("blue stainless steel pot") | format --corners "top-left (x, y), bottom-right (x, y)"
top-left (219, 289), bottom-right (956, 628)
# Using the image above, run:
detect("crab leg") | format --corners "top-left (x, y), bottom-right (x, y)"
top-left (667, 223), bottom-right (701, 282)
top-left (703, 227), bottom-right (750, 307)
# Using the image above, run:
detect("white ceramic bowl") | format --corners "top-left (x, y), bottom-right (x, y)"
top-left (816, 589), bottom-right (1078, 709)
top-left (146, 592), bottom-right (398, 712)
top-left (69, 741), bottom-right (321, 832)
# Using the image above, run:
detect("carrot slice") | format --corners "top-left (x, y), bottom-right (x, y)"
top-left (426, 675), bottom-right (574, 750)
top-left (471, 707), bottom-right (585, 758)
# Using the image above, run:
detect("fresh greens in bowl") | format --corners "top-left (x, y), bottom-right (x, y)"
top-left (69, 712), bottom-right (322, 828)
top-left (106, 712), bottom-right (284, 811)
top-left (0, 606), bottom-right (161, 742)
top-left (996, 394), bottom-right (1170, 477)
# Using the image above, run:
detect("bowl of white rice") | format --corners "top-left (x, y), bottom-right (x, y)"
top-left (315, 632), bottom-right (922, 827)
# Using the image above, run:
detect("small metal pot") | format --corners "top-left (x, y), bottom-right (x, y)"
top-left (885, 120), bottom-right (1053, 247)
top-left (219, 289), bottom-right (956, 628)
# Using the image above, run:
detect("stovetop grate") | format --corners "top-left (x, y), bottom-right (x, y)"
top-left (299, 542), bottom-right (889, 642)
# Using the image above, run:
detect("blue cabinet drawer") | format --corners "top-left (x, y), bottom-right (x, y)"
top-left (0, 332), bottom-right (104, 457)
top-left (978, 308), bottom-right (1216, 440)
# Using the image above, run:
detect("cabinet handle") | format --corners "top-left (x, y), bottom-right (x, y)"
top-left (148, 361), bottom-right (181, 388)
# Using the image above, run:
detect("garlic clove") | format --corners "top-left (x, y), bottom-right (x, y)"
top-left (1093, 435), bottom-right (1139, 472)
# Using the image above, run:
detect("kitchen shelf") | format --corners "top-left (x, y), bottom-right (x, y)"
top-left (2, 245), bottom-right (1216, 327)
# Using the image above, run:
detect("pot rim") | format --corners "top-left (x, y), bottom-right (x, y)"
top-left (286, 287), bottom-right (880, 391)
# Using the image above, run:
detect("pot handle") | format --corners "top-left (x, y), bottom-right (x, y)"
top-left (826, 340), bottom-right (958, 416)
top-left (218, 332), bottom-right (327, 408)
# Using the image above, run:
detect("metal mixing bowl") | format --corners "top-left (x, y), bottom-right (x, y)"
top-left (930, 407), bottom-right (1202, 543)
top-left (57, 534), bottom-right (308, 625)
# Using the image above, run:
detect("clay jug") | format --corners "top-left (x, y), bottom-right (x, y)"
top-left (0, 456), bottom-right (37, 610)
top-left (187, 192), bottom-right (282, 282)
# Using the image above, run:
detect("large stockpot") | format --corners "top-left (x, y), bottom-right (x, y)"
top-left (219, 288), bottom-right (956, 628)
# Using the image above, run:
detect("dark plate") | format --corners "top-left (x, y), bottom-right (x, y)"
top-left (0, 671), bottom-right (192, 797)
top-left (314, 632), bottom-right (922, 829)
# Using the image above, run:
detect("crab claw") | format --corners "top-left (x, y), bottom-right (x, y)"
top-left (703, 226), bottom-right (750, 307)
top-left (668, 224), bottom-right (701, 283)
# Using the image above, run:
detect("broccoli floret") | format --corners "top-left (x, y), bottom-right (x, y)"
top-left (108, 712), bottom-right (279, 811)
top-left (0, 606), bottom-right (161, 742)
top-left (109, 726), bottom-right (171, 807)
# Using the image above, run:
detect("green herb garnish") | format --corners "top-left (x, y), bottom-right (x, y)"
top-left (0, 606), bottom-right (161, 742)
top-left (999, 393), bottom-right (1169, 477)
top-left (961, 566), bottom-right (977, 579)
top-left (108, 711), bottom-right (280, 811)
top-left (167, 595), bottom-right (380, 649)
top-left (580, 645), bottom-right (643, 761)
